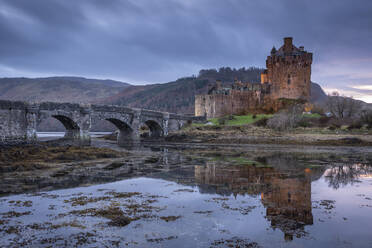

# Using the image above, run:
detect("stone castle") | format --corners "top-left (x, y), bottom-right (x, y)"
top-left (195, 37), bottom-right (313, 118)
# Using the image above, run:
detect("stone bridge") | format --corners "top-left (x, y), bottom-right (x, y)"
top-left (0, 100), bottom-right (204, 146)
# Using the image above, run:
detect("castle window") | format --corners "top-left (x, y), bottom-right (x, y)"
top-left (288, 79), bottom-right (291, 85)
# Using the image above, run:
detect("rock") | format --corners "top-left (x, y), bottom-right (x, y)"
top-left (339, 137), bottom-right (363, 144)
top-left (108, 216), bottom-right (131, 227)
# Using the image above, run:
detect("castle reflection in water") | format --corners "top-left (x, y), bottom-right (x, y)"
top-left (194, 161), bottom-right (318, 241)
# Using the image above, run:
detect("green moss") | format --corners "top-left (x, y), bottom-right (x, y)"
top-left (206, 114), bottom-right (273, 126)
top-left (199, 112), bottom-right (318, 127)
top-left (302, 113), bottom-right (322, 118)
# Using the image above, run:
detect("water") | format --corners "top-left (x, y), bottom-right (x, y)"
top-left (0, 145), bottom-right (372, 247)
top-left (37, 132), bottom-right (66, 138)
top-left (37, 132), bottom-right (111, 140)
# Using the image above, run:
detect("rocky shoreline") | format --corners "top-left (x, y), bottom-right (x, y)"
top-left (165, 125), bottom-right (372, 146)
top-left (0, 141), bottom-right (165, 196)
top-left (2, 129), bottom-right (372, 196)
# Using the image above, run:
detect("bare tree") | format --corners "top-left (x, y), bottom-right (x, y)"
top-left (267, 104), bottom-right (303, 131)
top-left (360, 109), bottom-right (372, 128)
top-left (324, 164), bottom-right (372, 189)
top-left (326, 91), bottom-right (361, 118)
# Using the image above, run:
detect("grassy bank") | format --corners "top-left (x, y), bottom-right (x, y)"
top-left (208, 114), bottom-right (272, 126)
top-left (195, 113), bottom-right (321, 127)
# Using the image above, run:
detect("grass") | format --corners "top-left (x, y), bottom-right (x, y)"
top-left (302, 113), bottom-right (322, 118)
top-left (208, 114), bottom-right (273, 126)
top-left (192, 113), bottom-right (321, 127)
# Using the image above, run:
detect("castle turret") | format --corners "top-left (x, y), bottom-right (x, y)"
top-left (265, 37), bottom-right (312, 100)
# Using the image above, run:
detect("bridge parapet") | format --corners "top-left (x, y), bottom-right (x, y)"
top-left (91, 104), bottom-right (138, 113)
top-left (0, 100), bottom-right (196, 146)
top-left (0, 100), bottom-right (29, 110)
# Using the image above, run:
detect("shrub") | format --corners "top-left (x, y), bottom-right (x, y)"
top-left (252, 114), bottom-right (257, 119)
top-left (347, 122), bottom-right (363, 130)
top-left (217, 115), bottom-right (236, 125)
top-left (328, 126), bottom-right (336, 131)
top-left (254, 117), bottom-right (268, 127)
top-left (319, 116), bottom-right (331, 126)
top-left (311, 105), bottom-right (325, 116)
top-left (360, 110), bottom-right (372, 128)
top-left (217, 117), bottom-right (227, 125)
top-left (266, 105), bottom-right (303, 131)
top-left (297, 118), bottom-right (313, 128)
top-left (328, 123), bottom-right (341, 130)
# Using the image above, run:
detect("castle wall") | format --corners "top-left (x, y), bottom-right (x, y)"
top-left (195, 91), bottom-right (274, 118)
top-left (195, 37), bottom-right (313, 118)
top-left (266, 37), bottom-right (312, 100)
top-left (266, 54), bottom-right (312, 100)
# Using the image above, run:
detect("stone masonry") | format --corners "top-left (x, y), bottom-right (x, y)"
top-left (195, 37), bottom-right (313, 118)
top-left (0, 100), bottom-right (199, 146)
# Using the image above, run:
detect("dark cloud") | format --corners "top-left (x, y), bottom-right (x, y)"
top-left (0, 0), bottom-right (371, 100)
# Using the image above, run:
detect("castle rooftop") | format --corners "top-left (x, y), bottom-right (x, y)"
top-left (273, 37), bottom-right (308, 56)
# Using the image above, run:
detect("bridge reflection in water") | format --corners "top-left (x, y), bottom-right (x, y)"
top-left (194, 161), bottom-right (316, 240)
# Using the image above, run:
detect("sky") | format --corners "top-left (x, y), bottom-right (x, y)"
top-left (0, 0), bottom-right (372, 101)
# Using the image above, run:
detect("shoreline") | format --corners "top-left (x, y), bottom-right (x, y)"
top-left (165, 125), bottom-right (372, 147)
top-left (1, 137), bottom-right (372, 196)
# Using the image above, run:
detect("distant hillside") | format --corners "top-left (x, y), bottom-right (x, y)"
top-left (0, 76), bottom-right (129, 103)
top-left (104, 67), bottom-right (263, 113)
top-left (310, 82), bottom-right (328, 105)
top-left (0, 70), bottom-right (333, 131)
top-left (104, 67), bottom-right (328, 114)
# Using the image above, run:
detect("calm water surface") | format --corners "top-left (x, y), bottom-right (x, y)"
top-left (0, 144), bottom-right (372, 247)
top-left (37, 132), bottom-right (110, 139)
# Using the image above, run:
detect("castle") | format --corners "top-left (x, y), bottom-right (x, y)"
top-left (195, 37), bottom-right (313, 118)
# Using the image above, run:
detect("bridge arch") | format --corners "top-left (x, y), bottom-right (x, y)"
top-left (141, 119), bottom-right (163, 138)
top-left (105, 118), bottom-right (133, 134)
top-left (105, 118), bottom-right (135, 146)
top-left (36, 113), bottom-right (82, 140)
top-left (52, 115), bottom-right (80, 130)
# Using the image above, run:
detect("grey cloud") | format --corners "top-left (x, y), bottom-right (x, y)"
top-left (0, 0), bottom-right (371, 94)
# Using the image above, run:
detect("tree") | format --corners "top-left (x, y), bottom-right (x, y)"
top-left (360, 109), bottom-right (372, 128)
top-left (324, 164), bottom-right (372, 189)
top-left (326, 91), bottom-right (361, 119)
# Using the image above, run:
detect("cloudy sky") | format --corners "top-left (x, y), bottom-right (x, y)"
top-left (1, 0), bottom-right (372, 101)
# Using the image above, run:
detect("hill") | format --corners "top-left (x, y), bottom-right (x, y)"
top-left (0, 70), bottom-right (331, 131)
top-left (104, 67), bottom-right (328, 114)
top-left (310, 82), bottom-right (328, 105)
top-left (104, 67), bottom-right (263, 113)
top-left (0, 76), bottom-right (129, 103)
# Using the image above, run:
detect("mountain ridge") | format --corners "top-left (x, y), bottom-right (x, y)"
top-left (102, 67), bottom-right (329, 114)
top-left (0, 69), bottom-right (329, 114)
top-left (0, 76), bottom-right (129, 104)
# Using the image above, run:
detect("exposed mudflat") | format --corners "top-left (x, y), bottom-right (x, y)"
top-left (0, 138), bottom-right (372, 247)
top-left (166, 125), bottom-right (372, 146)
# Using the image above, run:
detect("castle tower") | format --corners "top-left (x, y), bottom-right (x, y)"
top-left (261, 37), bottom-right (312, 100)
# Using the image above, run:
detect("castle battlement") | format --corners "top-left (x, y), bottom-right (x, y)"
top-left (195, 37), bottom-right (312, 118)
